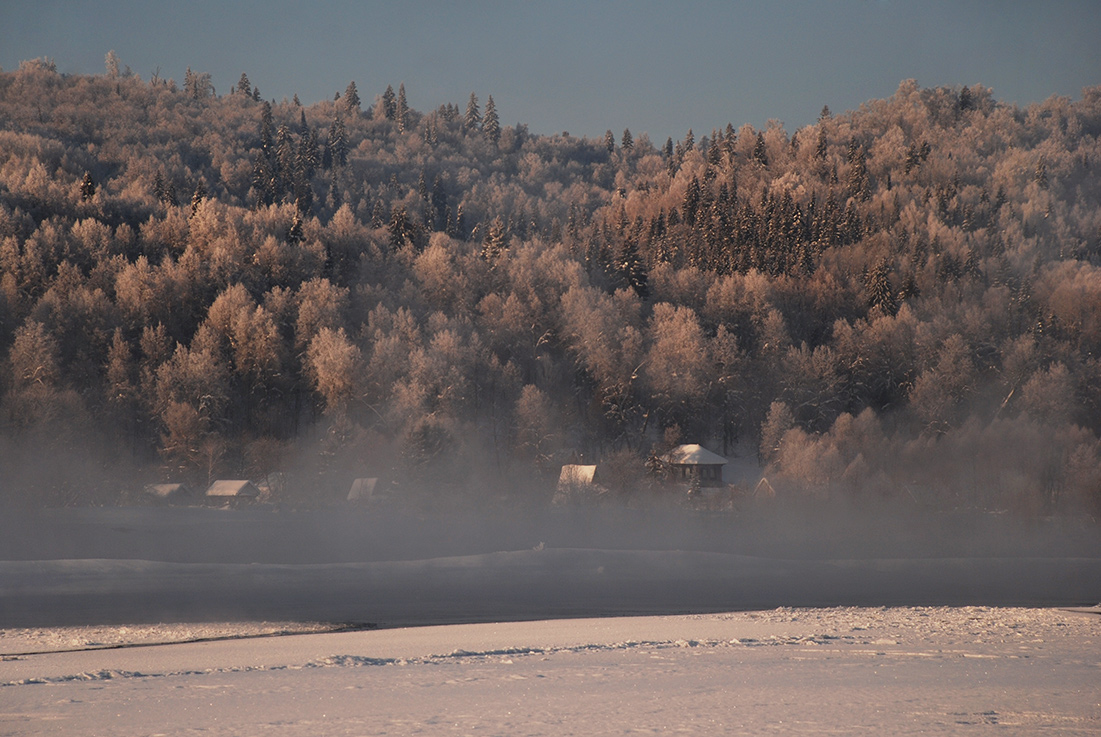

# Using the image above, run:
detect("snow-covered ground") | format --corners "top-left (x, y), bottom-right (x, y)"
top-left (2, 607), bottom-right (1099, 735)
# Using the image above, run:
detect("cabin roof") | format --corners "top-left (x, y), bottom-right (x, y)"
top-left (206, 479), bottom-right (260, 497)
top-left (144, 483), bottom-right (190, 498)
top-left (347, 477), bottom-right (379, 501)
top-left (558, 464), bottom-right (599, 486)
top-left (661, 444), bottom-right (727, 466)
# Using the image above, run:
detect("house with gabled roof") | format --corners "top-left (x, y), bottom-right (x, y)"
top-left (660, 444), bottom-right (727, 487)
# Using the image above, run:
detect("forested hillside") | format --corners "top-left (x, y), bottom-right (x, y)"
top-left (2, 57), bottom-right (1100, 514)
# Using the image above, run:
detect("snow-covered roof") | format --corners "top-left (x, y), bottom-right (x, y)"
top-left (144, 483), bottom-right (191, 499)
top-left (662, 444), bottom-right (727, 466)
top-left (558, 464), bottom-right (599, 486)
top-left (347, 477), bottom-right (379, 501)
top-left (206, 480), bottom-right (260, 497)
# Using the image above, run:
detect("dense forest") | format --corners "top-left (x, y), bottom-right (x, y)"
top-left (1, 56), bottom-right (1100, 515)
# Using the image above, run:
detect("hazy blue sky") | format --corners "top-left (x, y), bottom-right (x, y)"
top-left (1, 1), bottom-right (1098, 141)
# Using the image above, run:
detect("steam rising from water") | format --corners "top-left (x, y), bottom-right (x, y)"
top-left (1, 498), bottom-right (1098, 627)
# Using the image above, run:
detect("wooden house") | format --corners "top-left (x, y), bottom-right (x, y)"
top-left (660, 444), bottom-right (727, 487)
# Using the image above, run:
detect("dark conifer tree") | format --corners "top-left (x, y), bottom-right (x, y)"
top-left (753, 132), bottom-right (768, 166)
top-left (236, 73), bottom-right (251, 97)
top-left (621, 128), bottom-right (633, 151)
top-left (259, 101), bottom-right (274, 154)
top-left (682, 176), bottom-right (701, 227)
top-left (865, 259), bottom-right (897, 315)
top-left (396, 83), bottom-right (409, 133)
top-left (464, 93), bottom-right (481, 131)
top-left (617, 238), bottom-right (649, 299)
top-left (482, 95), bottom-right (500, 144)
top-left (80, 172), bottom-right (96, 201)
top-left (326, 117), bottom-right (347, 168)
top-left (388, 206), bottom-right (413, 249)
top-left (958, 85), bottom-right (973, 113)
top-left (381, 85), bottom-right (397, 121)
top-left (482, 215), bottom-right (507, 263)
top-left (288, 210), bottom-right (304, 243)
top-left (344, 81), bottom-right (360, 113)
top-left (190, 181), bottom-right (206, 216)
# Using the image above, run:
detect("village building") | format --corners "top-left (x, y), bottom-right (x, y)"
top-left (205, 479), bottom-right (261, 500)
top-left (554, 464), bottom-right (605, 504)
top-left (347, 477), bottom-right (379, 503)
top-left (142, 483), bottom-right (192, 504)
top-left (660, 444), bottom-right (728, 487)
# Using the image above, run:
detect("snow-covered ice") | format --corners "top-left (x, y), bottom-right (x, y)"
top-left (2, 607), bottom-right (1098, 735)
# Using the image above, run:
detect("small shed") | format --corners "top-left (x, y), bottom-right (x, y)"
top-left (347, 477), bottom-right (379, 503)
top-left (205, 479), bottom-right (261, 499)
top-left (143, 483), bottom-right (192, 504)
top-left (661, 444), bottom-right (727, 487)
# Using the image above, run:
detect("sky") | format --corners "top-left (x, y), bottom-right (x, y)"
top-left (1, 1), bottom-right (1098, 142)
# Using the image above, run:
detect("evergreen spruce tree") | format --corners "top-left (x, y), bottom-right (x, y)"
top-left (621, 128), bottom-right (633, 151)
top-left (753, 132), bottom-right (768, 166)
top-left (236, 73), bottom-right (251, 97)
top-left (482, 215), bottom-right (508, 263)
top-left (259, 101), bottom-right (274, 154)
top-left (618, 238), bottom-right (649, 299)
top-left (344, 81), bottom-right (360, 113)
top-left (288, 210), bottom-right (304, 243)
top-left (465, 93), bottom-right (481, 131)
top-left (958, 85), bottom-right (973, 113)
top-left (604, 130), bottom-right (616, 152)
top-left (396, 83), bottom-right (409, 133)
top-left (80, 172), bottom-right (96, 201)
top-left (190, 181), bottom-right (206, 217)
top-left (482, 95), bottom-right (500, 144)
top-left (326, 117), bottom-right (347, 168)
top-left (865, 259), bottom-right (897, 315)
top-left (382, 85), bottom-right (397, 121)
